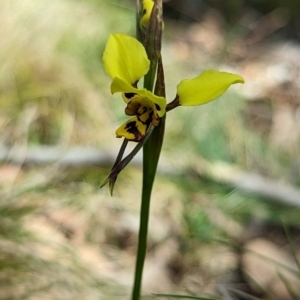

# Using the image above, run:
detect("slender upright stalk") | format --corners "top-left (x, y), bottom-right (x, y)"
top-left (131, 1), bottom-right (164, 299)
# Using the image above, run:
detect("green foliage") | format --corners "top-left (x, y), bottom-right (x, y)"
top-left (184, 209), bottom-right (219, 243)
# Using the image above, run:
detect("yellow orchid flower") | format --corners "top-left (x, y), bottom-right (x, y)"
top-left (103, 33), bottom-right (167, 142)
top-left (102, 33), bottom-right (244, 142)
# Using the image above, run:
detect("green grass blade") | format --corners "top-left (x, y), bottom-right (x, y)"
top-left (282, 220), bottom-right (300, 272)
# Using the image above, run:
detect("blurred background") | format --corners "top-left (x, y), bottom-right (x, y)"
top-left (1, 0), bottom-right (300, 299)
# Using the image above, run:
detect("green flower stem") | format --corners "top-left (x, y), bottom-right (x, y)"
top-left (132, 1), bottom-right (164, 299)
top-left (131, 117), bottom-right (165, 300)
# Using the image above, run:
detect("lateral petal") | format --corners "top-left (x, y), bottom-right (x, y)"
top-left (177, 70), bottom-right (244, 106)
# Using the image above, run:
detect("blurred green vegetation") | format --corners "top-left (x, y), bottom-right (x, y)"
top-left (0, 0), bottom-right (300, 299)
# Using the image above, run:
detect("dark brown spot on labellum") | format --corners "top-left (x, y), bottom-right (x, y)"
top-left (125, 121), bottom-right (143, 142)
top-left (124, 92), bottom-right (136, 99)
top-left (155, 103), bottom-right (161, 111)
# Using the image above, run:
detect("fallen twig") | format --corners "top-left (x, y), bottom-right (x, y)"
top-left (1, 145), bottom-right (300, 207)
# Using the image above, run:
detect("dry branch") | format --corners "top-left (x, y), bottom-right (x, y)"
top-left (1, 145), bottom-right (300, 208)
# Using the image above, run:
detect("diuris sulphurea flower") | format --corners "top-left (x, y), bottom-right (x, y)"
top-left (101, 32), bottom-right (243, 193)
top-left (102, 33), bottom-right (244, 142)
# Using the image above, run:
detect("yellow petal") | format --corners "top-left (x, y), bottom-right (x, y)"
top-left (103, 34), bottom-right (150, 85)
top-left (116, 113), bottom-right (152, 142)
top-left (111, 77), bottom-right (138, 103)
top-left (111, 77), bottom-right (167, 116)
top-left (140, 0), bottom-right (154, 28)
top-left (177, 70), bottom-right (244, 106)
top-left (140, 0), bottom-right (164, 30)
